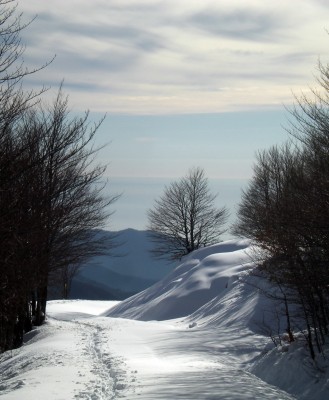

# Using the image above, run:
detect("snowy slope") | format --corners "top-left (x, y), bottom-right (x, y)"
top-left (105, 239), bottom-right (329, 399)
top-left (104, 239), bottom-right (252, 321)
top-left (1, 239), bottom-right (328, 399)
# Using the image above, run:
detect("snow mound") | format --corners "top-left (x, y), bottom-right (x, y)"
top-left (3, 239), bottom-right (329, 399)
top-left (103, 239), bottom-right (329, 399)
top-left (104, 239), bottom-right (252, 321)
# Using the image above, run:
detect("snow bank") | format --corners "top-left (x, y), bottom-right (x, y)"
top-left (2, 239), bottom-right (329, 399)
top-left (104, 239), bottom-right (252, 321)
top-left (104, 239), bottom-right (329, 399)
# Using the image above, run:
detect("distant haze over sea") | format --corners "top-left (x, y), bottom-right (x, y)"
top-left (106, 177), bottom-right (248, 240)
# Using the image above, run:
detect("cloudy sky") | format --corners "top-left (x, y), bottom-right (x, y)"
top-left (16, 0), bottom-right (329, 229)
top-left (20, 0), bottom-right (329, 115)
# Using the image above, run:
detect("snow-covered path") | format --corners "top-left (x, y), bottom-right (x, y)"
top-left (0, 295), bottom-right (298, 400)
top-left (0, 306), bottom-right (295, 399)
top-left (89, 317), bottom-right (295, 400)
top-left (6, 239), bottom-right (325, 399)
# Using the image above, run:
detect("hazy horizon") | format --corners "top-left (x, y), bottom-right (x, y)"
top-left (16, 0), bottom-right (329, 237)
top-left (106, 176), bottom-right (249, 240)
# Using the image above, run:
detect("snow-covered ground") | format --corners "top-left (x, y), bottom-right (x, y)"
top-left (1, 240), bottom-right (328, 399)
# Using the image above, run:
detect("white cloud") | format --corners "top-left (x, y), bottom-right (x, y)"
top-left (18, 0), bottom-right (329, 114)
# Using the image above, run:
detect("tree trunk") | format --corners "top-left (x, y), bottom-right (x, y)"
top-left (35, 285), bottom-right (48, 326)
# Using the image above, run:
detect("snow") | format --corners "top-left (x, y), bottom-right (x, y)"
top-left (1, 239), bottom-right (329, 399)
top-left (103, 239), bottom-right (251, 321)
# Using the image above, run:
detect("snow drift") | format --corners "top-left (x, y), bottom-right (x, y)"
top-left (1, 239), bottom-right (328, 399)
top-left (104, 239), bottom-right (252, 321)
top-left (104, 238), bottom-right (329, 399)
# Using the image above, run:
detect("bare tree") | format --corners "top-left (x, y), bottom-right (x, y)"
top-left (0, 1), bottom-right (118, 351)
top-left (18, 89), bottom-right (120, 325)
top-left (0, 0), bottom-right (50, 352)
top-left (233, 116), bottom-right (329, 359)
top-left (147, 167), bottom-right (228, 261)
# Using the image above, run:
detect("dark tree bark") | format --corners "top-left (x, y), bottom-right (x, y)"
top-left (0, 1), bottom-right (118, 352)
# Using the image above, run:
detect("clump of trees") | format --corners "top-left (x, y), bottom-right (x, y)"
top-left (233, 60), bottom-right (329, 360)
top-left (0, 0), bottom-right (118, 352)
top-left (147, 167), bottom-right (228, 261)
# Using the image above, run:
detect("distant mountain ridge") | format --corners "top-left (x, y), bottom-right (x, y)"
top-left (69, 228), bottom-right (177, 300)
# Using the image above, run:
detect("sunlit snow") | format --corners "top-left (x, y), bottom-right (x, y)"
top-left (1, 239), bottom-right (328, 399)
